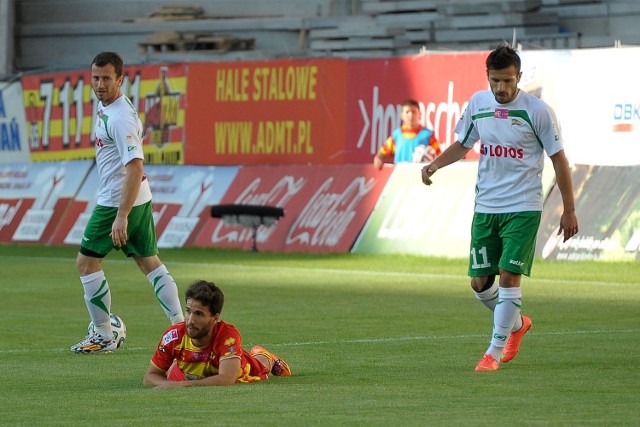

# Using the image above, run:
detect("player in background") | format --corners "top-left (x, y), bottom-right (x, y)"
top-left (71, 51), bottom-right (184, 354)
top-left (143, 280), bottom-right (291, 387)
top-left (421, 43), bottom-right (578, 371)
top-left (373, 99), bottom-right (440, 169)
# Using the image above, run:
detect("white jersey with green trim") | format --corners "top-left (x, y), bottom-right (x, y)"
top-left (455, 89), bottom-right (563, 214)
top-left (93, 95), bottom-right (152, 208)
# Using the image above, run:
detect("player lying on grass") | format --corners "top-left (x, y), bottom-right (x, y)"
top-left (143, 280), bottom-right (291, 388)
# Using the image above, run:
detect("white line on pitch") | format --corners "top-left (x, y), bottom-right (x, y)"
top-left (1, 328), bottom-right (637, 355)
top-left (3, 255), bottom-right (639, 287)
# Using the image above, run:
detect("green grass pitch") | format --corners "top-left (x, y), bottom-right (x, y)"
top-left (1, 244), bottom-right (639, 426)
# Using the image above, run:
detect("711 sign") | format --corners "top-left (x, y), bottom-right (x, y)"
top-left (26, 72), bottom-right (141, 152)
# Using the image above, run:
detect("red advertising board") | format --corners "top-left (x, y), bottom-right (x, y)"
top-left (18, 54), bottom-right (487, 167)
top-left (21, 63), bottom-right (187, 164)
top-left (0, 161), bottom-right (93, 244)
top-left (0, 198), bottom-right (33, 243)
top-left (192, 164), bottom-right (393, 252)
top-left (344, 52), bottom-right (488, 163)
top-left (185, 59), bottom-right (348, 165)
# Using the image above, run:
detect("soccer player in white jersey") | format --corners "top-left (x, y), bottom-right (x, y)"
top-left (421, 43), bottom-right (579, 371)
top-left (71, 52), bottom-right (184, 354)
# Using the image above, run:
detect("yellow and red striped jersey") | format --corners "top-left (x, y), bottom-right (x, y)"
top-left (151, 321), bottom-right (269, 383)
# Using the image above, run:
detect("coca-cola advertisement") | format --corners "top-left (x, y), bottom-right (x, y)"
top-left (192, 164), bottom-right (393, 253)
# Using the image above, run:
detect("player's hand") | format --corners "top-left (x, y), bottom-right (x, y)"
top-left (558, 211), bottom-right (578, 242)
top-left (110, 216), bottom-right (128, 247)
top-left (167, 361), bottom-right (187, 381)
top-left (421, 163), bottom-right (438, 185)
top-left (373, 156), bottom-right (384, 170)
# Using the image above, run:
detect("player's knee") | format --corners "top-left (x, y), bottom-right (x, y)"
top-left (470, 275), bottom-right (495, 292)
top-left (76, 252), bottom-right (102, 276)
top-left (76, 253), bottom-right (88, 274)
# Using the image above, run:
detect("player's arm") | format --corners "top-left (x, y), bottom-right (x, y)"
top-left (421, 141), bottom-right (471, 185)
top-left (147, 357), bottom-right (241, 388)
top-left (111, 158), bottom-right (143, 247)
top-left (373, 151), bottom-right (386, 170)
top-left (143, 362), bottom-right (171, 387)
top-left (373, 136), bottom-right (395, 170)
top-left (550, 149), bottom-right (578, 242)
top-left (181, 357), bottom-right (241, 387)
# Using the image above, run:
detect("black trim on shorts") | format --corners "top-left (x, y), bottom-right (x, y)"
top-left (79, 246), bottom-right (107, 258)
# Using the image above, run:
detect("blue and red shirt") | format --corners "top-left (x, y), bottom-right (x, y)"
top-left (380, 125), bottom-right (440, 163)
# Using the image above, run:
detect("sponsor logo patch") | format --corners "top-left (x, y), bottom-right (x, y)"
top-left (493, 333), bottom-right (507, 342)
top-left (162, 328), bottom-right (179, 345)
top-left (494, 108), bottom-right (509, 119)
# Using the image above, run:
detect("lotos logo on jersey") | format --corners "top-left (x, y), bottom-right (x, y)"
top-left (480, 143), bottom-right (524, 159)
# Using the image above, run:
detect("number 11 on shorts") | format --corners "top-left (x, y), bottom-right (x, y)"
top-left (471, 246), bottom-right (491, 269)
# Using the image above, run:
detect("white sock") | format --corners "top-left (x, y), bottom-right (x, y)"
top-left (475, 282), bottom-right (499, 311)
top-left (486, 287), bottom-right (522, 360)
top-left (512, 314), bottom-right (523, 331)
top-left (476, 282), bottom-right (523, 331)
top-left (80, 270), bottom-right (112, 337)
top-left (147, 264), bottom-right (184, 324)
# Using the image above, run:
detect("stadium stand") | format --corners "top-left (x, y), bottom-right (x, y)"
top-left (3, 0), bottom-right (640, 74)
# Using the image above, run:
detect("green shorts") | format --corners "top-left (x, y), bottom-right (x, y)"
top-left (80, 201), bottom-right (159, 258)
top-left (468, 211), bottom-right (541, 277)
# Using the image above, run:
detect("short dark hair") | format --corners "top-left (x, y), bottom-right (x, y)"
top-left (91, 51), bottom-right (124, 78)
top-left (185, 280), bottom-right (225, 316)
top-left (402, 99), bottom-right (420, 108)
top-left (486, 42), bottom-right (521, 73)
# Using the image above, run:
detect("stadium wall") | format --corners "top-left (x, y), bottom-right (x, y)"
top-left (1, 48), bottom-right (639, 260)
